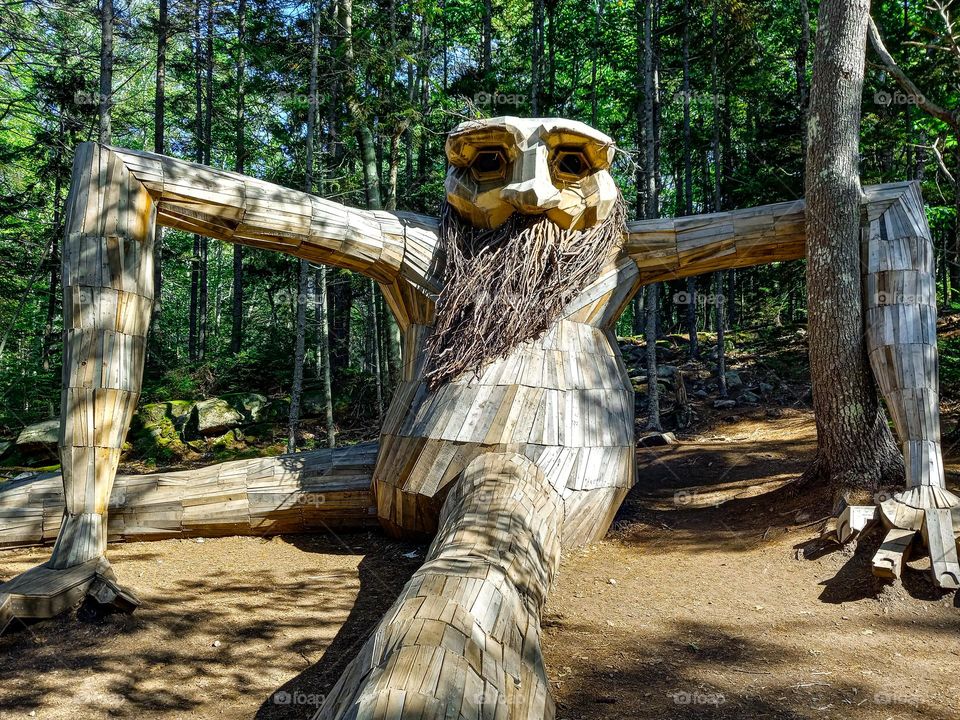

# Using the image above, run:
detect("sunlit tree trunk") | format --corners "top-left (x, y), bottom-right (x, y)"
top-left (230, 0), bottom-right (246, 355)
top-left (805, 0), bottom-right (901, 504)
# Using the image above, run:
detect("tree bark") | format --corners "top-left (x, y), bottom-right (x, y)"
top-left (198, 0), bottom-right (213, 361)
top-left (711, 0), bottom-right (727, 396)
top-left (289, 0), bottom-right (322, 453)
top-left (368, 278), bottom-right (383, 420)
top-left (797, 0), bottom-right (811, 163)
top-left (531, 0), bottom-right (544, 115)
top-left (98, 0), bottom-right (113, 145)
top-left (151, 0), bottom-right (167, 340)
top-left (643, 0), bottom-right (661, 431)
top-left (188, 0), bottom-right (203, 362)
top-left (805, 0), bottom-right (901, 504)
top-left (681, 0), bottom-right (698, 360)
top-left (481, 0), bottom-right (492, 76)
top-left (230, 0), bottom-right (246, 355)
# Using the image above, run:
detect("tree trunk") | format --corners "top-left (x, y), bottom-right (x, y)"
top-left (482, 0), bottom-right (492, 76)
top-left (42, 112), bottom-right (65, 372)
top-left (230, 0), bottom-right (246, 355)
top-left (715, 272), bottom-right (727, 398)
top-left (98, 0), bottom-right (113, 145)
top-left (804, 0), bottom-right (901, 504)
top-left (198, 0), bottom-right (213, 361)
top-left (797, 0), bottom-right (811, 164)
top-left (681, 0), bottom-right (698, 360)
top-left (590, 0), bottom-right (600, 126)
top-left (368, 278), bottom-right (384, 420)
top-left (643, 0), bottom-right (661, 430)
top-left (317, 267), bottom-right (336, 448)
top-left (710, 1), bottom-right (727, 395)
top-left (289, 0), bottom-right (322, 453)
top-left (151, 0), bottom-right (167, 339)
top-left (188, 0), bottom-right (203, 362)
top-left (531, 0), bottom-right (544, 115)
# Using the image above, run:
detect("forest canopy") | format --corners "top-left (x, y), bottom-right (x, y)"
top-left (0, 0), bottom-right (956, 450)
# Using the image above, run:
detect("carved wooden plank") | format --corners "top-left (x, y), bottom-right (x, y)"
top-left (837, 505), bottom-right (877, 544)
top-left (922, 509), bottom-right (960, 589)
top-left (872, 528), bottom-right (915, 579)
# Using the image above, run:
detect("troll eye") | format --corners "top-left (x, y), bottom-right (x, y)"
top-left (551, 147), bottom-right (592, 181)
top-left (469, 147), bottom-right (508, 182)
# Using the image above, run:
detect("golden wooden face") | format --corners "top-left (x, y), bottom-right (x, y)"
top-left (445, 117), bottom-right (619, 230)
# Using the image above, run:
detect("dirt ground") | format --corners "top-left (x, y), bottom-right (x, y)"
top-left (1, 408), bottom-right (958, 720)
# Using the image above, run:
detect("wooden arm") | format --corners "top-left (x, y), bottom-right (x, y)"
top-left (110, 145), bottom-right (441, 291)
top-left (623, 182), bottom-right (919, 283)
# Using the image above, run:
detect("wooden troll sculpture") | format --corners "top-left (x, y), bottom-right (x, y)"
top-left (1, 117), bottom-right (957, 719)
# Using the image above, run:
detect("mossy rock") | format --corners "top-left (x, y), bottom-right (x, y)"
top-left (221, 392), bottom-right (268, 424)
top-left (263, 397), bottom-right (292, 422)
top-left (129, 402), bottom-right (191, 463)
top-left (186, 398), bottom-right (244, 438)
top-left (2, 419), bottom-right (60, 467)
top-left (210, 429), bottom-right (251, 461)
top-left (15, 419), bottom-right (59, 450)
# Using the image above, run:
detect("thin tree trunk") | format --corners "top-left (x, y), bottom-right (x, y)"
top-left (42, 115), bottom-right (65, 372)
top-left (317, 267), bottom-right (336, 447)
top-left (711, 0), bottom-right (727, 396)
top-left (289, 0), bottom-right (322, 453)
top-left (804, 0), bottom-right (901, 503)
top-left (198, 0), bottom-right (213, 361)
top-left (681, 0), bottom-right (698, 360)
top-left (385, 131), bottom-right (400, 211)
top-left (368, 278), bottom-right (384, 420)
top-left (531, 0), bottom-right (544, 114)
top-left (230, 0), bottom-right (246, 355)
top-left (797, 0), bottom-right (811, 164)
top-left (98, 0), bottom-right (113, 144)
top-left (715, 272), bottom-right (727, 397)
top-left (188, 0), bottom-right (203, 362)
top-left (151, 0), bottom-right (167, 340)
top-left (590, 0), bottom-right (600, 127)
top-left (643, 0), bottom-right (661, 431)
top-left (482, 0), bottom-right (492, 76)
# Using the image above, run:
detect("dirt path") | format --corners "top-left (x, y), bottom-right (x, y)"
top-left (2, 411), bottom-right (958, 720)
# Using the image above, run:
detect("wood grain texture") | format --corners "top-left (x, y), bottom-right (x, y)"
top-left (318, 453), bottom-right (562, 720)
top-left (0, 443), bottom-right (378, 549)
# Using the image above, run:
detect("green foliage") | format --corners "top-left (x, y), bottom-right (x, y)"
top-left (1, 0), bottom-right (958, 443)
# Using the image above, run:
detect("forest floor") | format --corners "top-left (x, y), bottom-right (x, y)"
top-left (1, 406), bottom-right (958, 720)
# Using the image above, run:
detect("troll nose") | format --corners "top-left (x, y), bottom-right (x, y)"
top-left (499, 146), bottom-right (561, 214)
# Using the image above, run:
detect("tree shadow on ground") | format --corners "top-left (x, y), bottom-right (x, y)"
top-left (546, 616), bottom-right (956, 720)
top-left (0, 531), bottom-right (421, 719)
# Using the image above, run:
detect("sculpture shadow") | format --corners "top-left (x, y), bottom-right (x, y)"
top-left (253, 533), bottom-right (423, 720)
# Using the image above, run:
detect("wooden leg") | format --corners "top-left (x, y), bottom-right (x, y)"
top-left (862, 185), bottom-right (960, 588)
top-left (45, 143), bottom-right (156, 569)
top-left (317, 453), bottom-right (562, 719)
